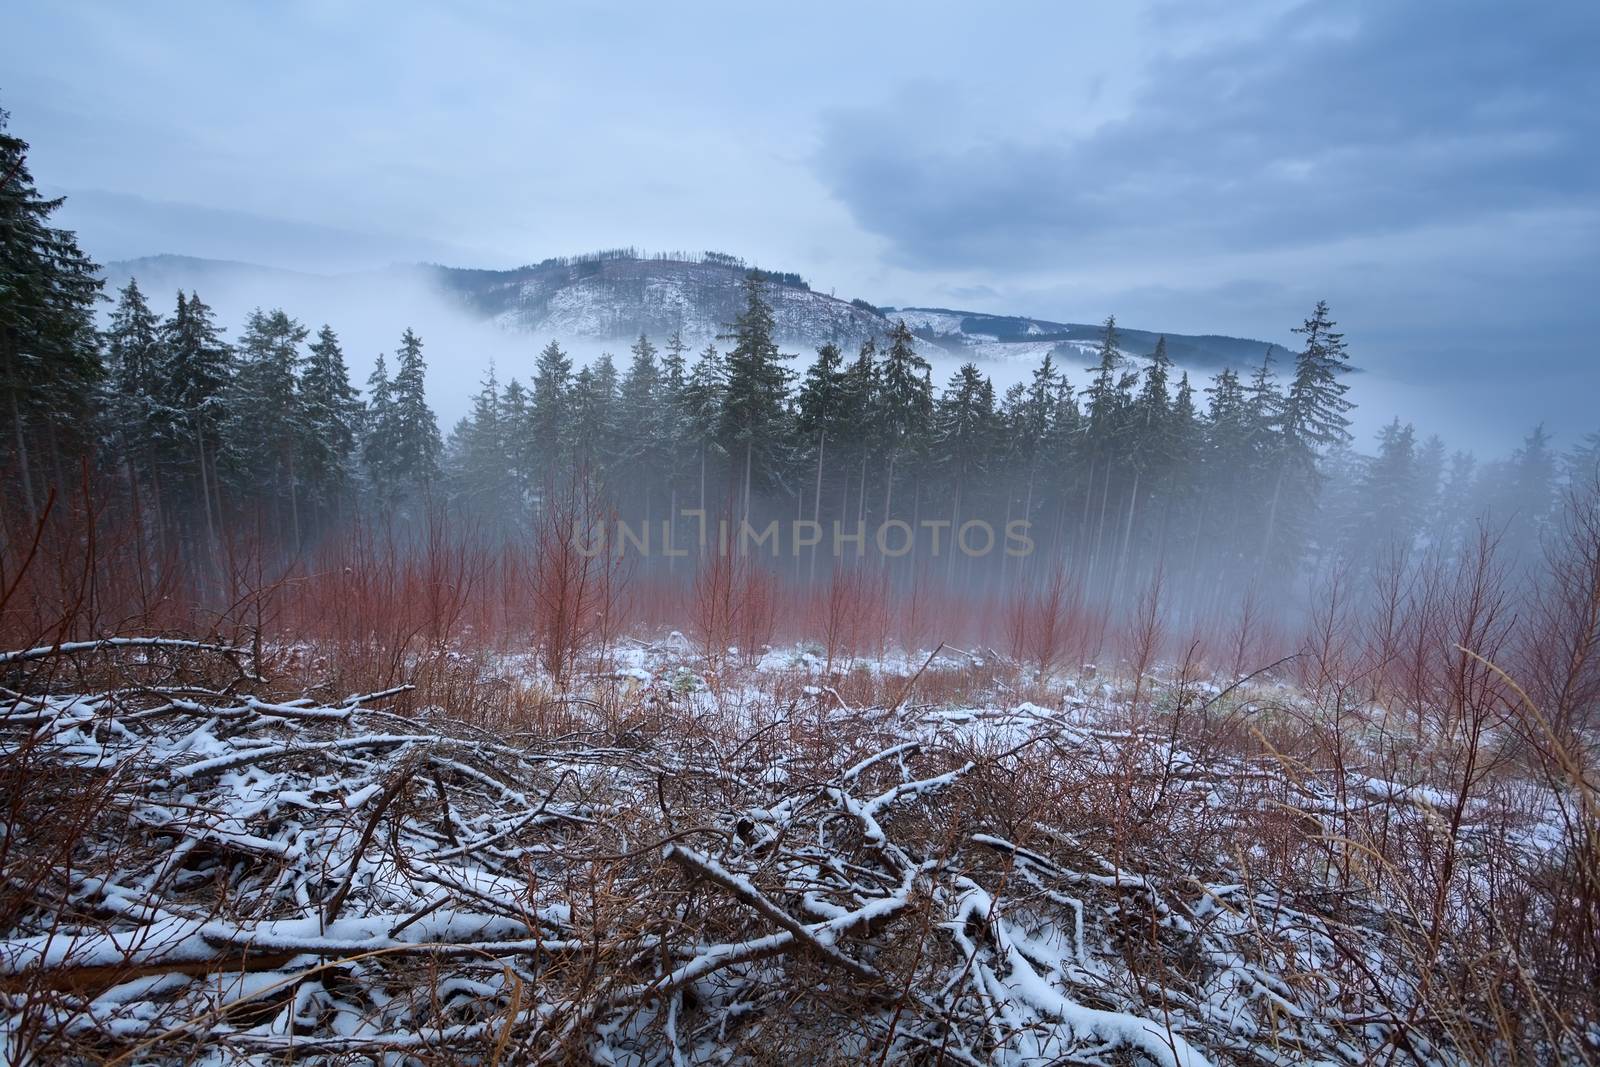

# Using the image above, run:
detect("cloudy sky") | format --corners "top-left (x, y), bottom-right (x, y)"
top-left (5, 0), bottom-right (1596, 447)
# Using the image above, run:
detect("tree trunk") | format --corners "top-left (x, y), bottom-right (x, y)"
top-left (1092, 461), bottom-right (1113, 595)
top-left (1112, 470), bottom-right (1140, 605)
top-left (810, 432), bottom-right (824, 583)
top-left (286, 451), bottom-right (302, 552)
top-left (882, 451), bottom-right (897, 534)
top-left (857, 452), bottom-right (868, 527)
top-left (1261, 459), bottom-right (1286, 578)
top-left (1079, 453), bottom-right (1098, 572)
top-left (8, 387), bottom-right (37, 526)
top-left (668, 486), bottom-right (678, 575)
top-left (195, 427), bottom-right (219, 567)
top-left (742, 440), bottom-right (753, 526)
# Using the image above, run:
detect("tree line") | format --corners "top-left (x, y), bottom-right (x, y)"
top-left (5, 104), bottom-right (1595, 623)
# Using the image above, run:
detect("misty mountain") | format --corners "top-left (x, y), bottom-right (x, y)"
top-left (101, 250), bottom-right (1284, 368)
top-left (429, 251), bottom-right (889, 354)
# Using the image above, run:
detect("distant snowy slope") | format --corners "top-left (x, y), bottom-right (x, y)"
top-left (100, 251), bottom-right (1283, 370)
top-left (887, 306), bottom-right (1286, 369)
top-left (431, 253), bottom-right (898, 353)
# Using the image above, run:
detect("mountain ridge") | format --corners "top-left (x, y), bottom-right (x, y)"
top-left (99, 251), bottom-right (1287, 369)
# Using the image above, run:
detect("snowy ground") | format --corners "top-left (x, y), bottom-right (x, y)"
top-left (0, 638), bottom-right (1591, 1064)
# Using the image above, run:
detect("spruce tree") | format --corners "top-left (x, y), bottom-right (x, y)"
top-left (1012, 353), bottom-right (1063, 531)
top-left (104, 279), bottom-right (164, 498)
top-left (1565, 430), bottom-right (1600, 485)
top-left (387, 328), bottom-right (442, 499)
top-left (1284, 302), bottom-right (1353, 453)
top-left (838, 338), bottom-right (881, 523)
top-left (718, 274), bottom-right (793, 509)
top-left (1020, 354), bottom-right (1062, 445)
top-left (0, 106), bottom-right (104, 518)
top-left (1203, 367), bottom-right (1256, 585)
top-left (1044, 370), bottom-right (1081, 484)
top-left (569, 357), bottom-right (619, 477)
top-left (662, 328), bottom-right (689, 397)
top-left (1244, 349), bottom-right (1285, 460)
top-left (298, 324), bottom-right (360, 524)
top-left (106, 279), bottom-right (162, 427)
top-left (449, 363), bottom-right (513, 525)
top-left (1131, 336), bottom-right (1172, 459)
top-left (1083, 316), bottom-right (1124, 438)
top-left (1173, 371), bottom-right (1197, 424)
top-left (796, 342), bottom-right (847, 445)
top-left (1500, 423), bottom-right (1557, 564)
top-left (619, 333), bottom-right (665, 512)
top-left (659, 329), bottom-right (692, 511)
top-left (876, 319), bottom-right (933, 521)
top-left (156, 291), bottom-right (233, 544)
top-left (1430, 450), bottom-right (1478, 558)
top-left (682, 342), bottom-right (727, 512)
top-left (227, 307), bottom-right (308, 538)
top-left (840, 338), bottom-right (879, 442)
top-left (1347, 417), bottom-right (1420, 567)
top-left (1262, 302), bottom-right (1352, 575)
top-left (530, 340), bottom-right (573, 481)
top-left (1080, 316), bottom-right (1132, 581)
top-left (934, 362), bottom-right (999, 515)
top-left (796, 341), bottom-right (848, 542)
top-left (878, 320), bottom-right (933, 435)
top-left (1113, 336), bottom-right (1175, 589)
top-left (584, 353), bottom-right (621, 474)
top-left (498, 377), bottom-right (534, 507)
top-left (1164, 370), bottom-right (1203, 555)
top-left (361, 352), bottom-right (397, 498)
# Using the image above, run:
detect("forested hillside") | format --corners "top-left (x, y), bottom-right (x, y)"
top-left (101, 250), bottom-right (1287, 372)
top-left (79, 258), bottom-right (1595, 630)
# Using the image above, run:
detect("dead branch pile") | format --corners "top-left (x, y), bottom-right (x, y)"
top-left (0, 642), bottom-right (1592, 1065)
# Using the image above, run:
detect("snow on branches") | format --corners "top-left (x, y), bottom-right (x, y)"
top-left (0, 640), bottom-right (1588, 1064)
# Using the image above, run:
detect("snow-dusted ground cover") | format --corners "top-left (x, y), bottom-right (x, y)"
top-left (0, 638), bottom-right (1594, 1064)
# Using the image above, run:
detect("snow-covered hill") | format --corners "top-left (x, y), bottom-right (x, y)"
top-left (887, 305), bottom-right (1286, 369)
top-left (101, 251), bottom-right (1284, 369)
top-left (429, 252), bottom-right (895, 354)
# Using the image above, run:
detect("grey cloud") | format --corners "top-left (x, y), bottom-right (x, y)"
top-left (816, 0), bottom-right (1600, 268)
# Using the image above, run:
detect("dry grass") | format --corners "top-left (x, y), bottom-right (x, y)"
top-left (0, 623), bottom-right (1594, 1064)
top-left (1, 482), bottom-right (1597, 1063)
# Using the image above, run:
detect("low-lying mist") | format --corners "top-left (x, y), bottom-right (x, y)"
top-left (94, 254), bottom-right (1551, 454)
